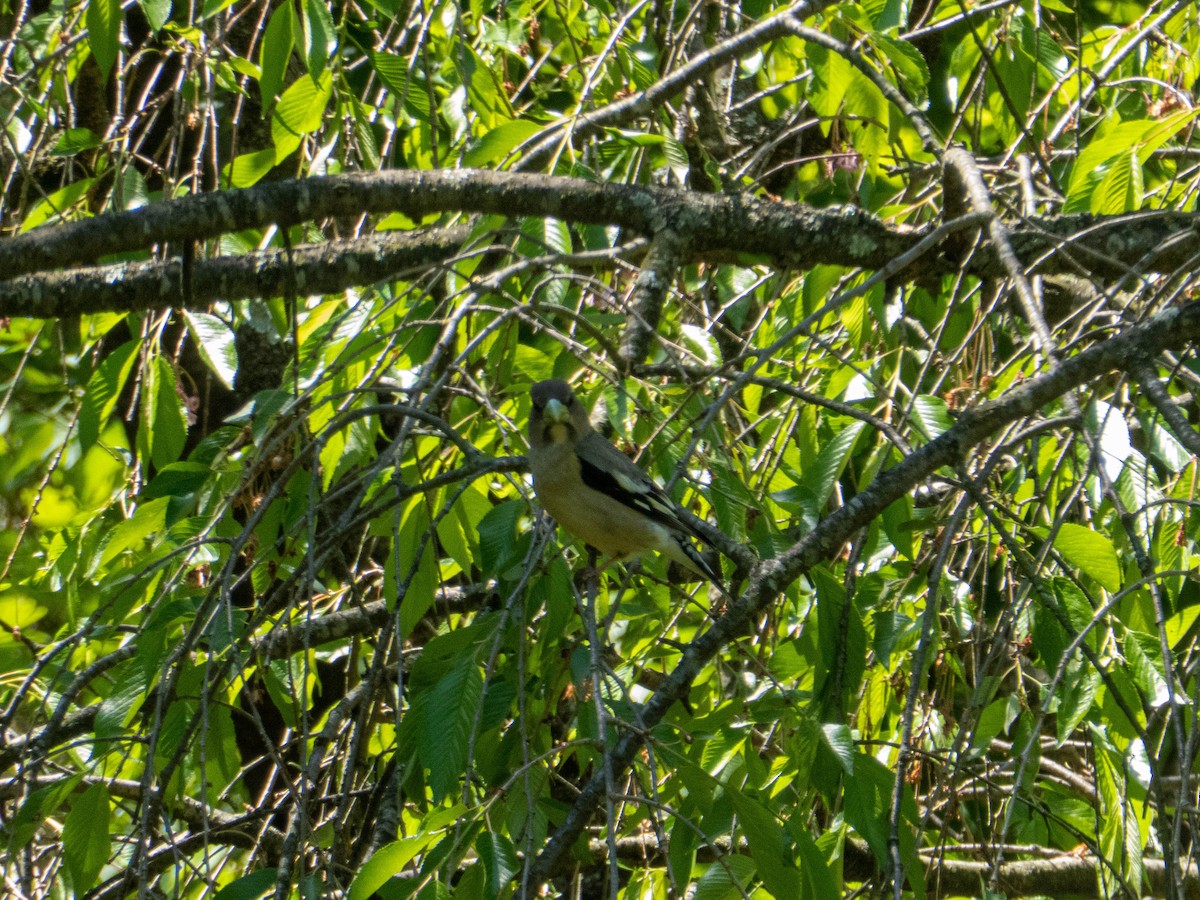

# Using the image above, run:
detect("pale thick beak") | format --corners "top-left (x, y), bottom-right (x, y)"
top-left (543, 397), bottom-right (569, 425)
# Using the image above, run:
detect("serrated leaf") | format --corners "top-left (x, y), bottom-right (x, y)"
top-left (223, 148), bottom-right (276, 188)
top-left (820, 722), bottom-right (854, 773)
top-left (661, 134), bottom-right (690, 182)
top-left (476, 500), bottom-right (521, 578)
top-left (1164, 604), bottom-right (1200, 650)
top-left (348, 836), bottom-right (442, 900)
top-left (1066, 112), bottom-right (1199, 214)
top-left (463, 119), bottom-right (541, 167)
top-left (9, 775), bottom-right (83, 850)
top-left (139, 0), bottom-right (172, 31)
top-left (79, 338), bottom-right (140, 451)
top-left (1124, 634), bottom-right (1170, 708)
top-left (808, 43), bottom-right (852, 124)
top-left (213, 868), bottom-right (278, 900)
top-left (804, 420), bottom-right (865, 511)
top-left (396, 501), bottom-right (437, 635)
top-left (727, 789), bottom-right (802, 898)
top-left (680, 323), bottom-right (721, 366)
top-left (259, 1), bottom-right (295, 112)
top-left (693, 855), bottom-right (755, 900)
top-left (1142, 413), bottom-right (1191, 473)
top-left (271, 70), bottom-right (333, 162)
top-left (87, 0), bottom-right (120, 79)
top-left (1092, 729), bottom-right (1145, 893)
top-left (100, 496), bottom-right (169, 566)
top-left (417, 655), bottom-right (483, 802)
top-left (872, 32), bottom-right (929, 107)
top-left (1054, 523), bottom-right (1121, 592)
top-left (184, 310), bottom-right (239, 389)
top-left (301, 0), bottom-right (337, 79)
top-left (912, 394), bottom-right (952, 441)
top-left (1085, 399), bottom-right (1132, 482)
top-left (52, 128), bottom-right (102, 156)
top-left (141, 356), bottom-right (187, 470)
top-left (1092, 147), bottom-right (1141, 214)
top-left (476, 832), bottom-right (518, 897)
top-left (63, 783), bottom-right (110, 894)
top-left (1056, 660), bottom-right (1100, 743)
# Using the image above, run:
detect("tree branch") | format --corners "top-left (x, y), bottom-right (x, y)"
top-left (521, 300), bottom-right (1200, 890)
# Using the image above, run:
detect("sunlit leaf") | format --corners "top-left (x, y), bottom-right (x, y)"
top-left (63, 783), bottom-right (110, 894)
top-left (1053, 523), bottom-right (1121, 592)
top-left (86, 0), bottom-right (120, 79)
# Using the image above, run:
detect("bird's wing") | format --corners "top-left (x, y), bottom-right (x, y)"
top-left (573, 433), bottom-right (707, 543)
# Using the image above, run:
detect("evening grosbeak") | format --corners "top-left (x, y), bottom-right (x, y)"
top-left (526, 379), bottom-right (723, 590)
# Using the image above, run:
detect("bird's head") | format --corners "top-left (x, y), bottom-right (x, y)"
top-left (530, 380), bottom-right (588, 446)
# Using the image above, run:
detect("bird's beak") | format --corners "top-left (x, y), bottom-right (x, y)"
top-left (543, 397), bottom-right (570, 425)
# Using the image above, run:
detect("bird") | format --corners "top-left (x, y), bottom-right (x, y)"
top-left (526, 379), bottom-right (723, 590)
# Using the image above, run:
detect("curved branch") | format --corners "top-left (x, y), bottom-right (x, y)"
top-left (521, 300), bottom-right (1200, 890)
top-left (0, 226), bottom-right (473, 317)
top-left (3, 171), bottom-right (1196, 295)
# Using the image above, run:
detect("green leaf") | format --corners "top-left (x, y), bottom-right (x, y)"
top-left (100, 496), bottom-right (169, 566)
top-left (476, 831), bottom-right (518, 897)
top-left (222, 148), bottom-right (277, 188)
top-left (1053, 523), bottom-right (1121, 592)
top-left (1092, 146), bottom-right (1142, 214)
top-left (300, 0), bottom-right (337, 79)
top-left (661, 134), bottom-right (690, 182)
top-left (1065, 112), bottom-right (1199, 213)
top-left (141, 356), bottom-right (188, 470)
top-left (199, 0), bottom-right (237, 20)
top-left (882, 493), bottom-right (915, 559)
top-left (139, 0), bottom-right (172, 31)
top-left (213, 868), bottom-right (278, 900)
top-left (1124, 633), bottom-right (1169, 708)
top-left (1055, 659), bottom-right (1100, 742)
top-left (259, 0), bottom-right (295, 112)
top-left (464, 119), bottom-right (541, 167)
top-left (971, 695), bottom-right (1020, 754)
top-left (1092, 728), bottom-right (1145, 894)
top-left (63, 782), bottom-right (110, 894)
top-left (820, 723), bottom-right (854, 773)
top-left (391, 501), bottom-right (437, 634)
top-left (804, 420), bottom-right (865, 512)
top-left (348, 836), bottom-right (443, 900)
top-left (694, 855), bottom-right (755, 900)
top-left (455, 43), bottom-right (511, 126)
top-left (668, 813), bottom-right (700, 889)
top-left (183, 310), bottom-right (239, 389)
top-left (796, 827), bottom-right (837, 899)
top-left (843, 756), bottom-right (888, 862)
top-left (416, 655), bottom-right (483, 802)
top-left (52, 128), bottom-right (102, 156)
top-left (87, 0), bottom-right (121, 79)
top-left (1141, 412), bottom-right (1191, 472)
top-left (872, 32), bottom-right (929, 107)
top-left (20, 179), bottom-right (95, 231)
top-left (271, 70), bottom-right (334, 162)
top-left (808, 43), bottom-right (852, 124)
top-left (912, 394), bottom-right (952, 441)
top-left (1164, 604), bottom-right (1200, 649)
top-left (727, 789), bottom-right (802, 898)
top-left (1033, 593), bottom-right (1069, 671)
top-left (9, 775), bottom-right (83, 850)
top-left (96, 662), bottom-right (152, 740)
top-left (79, 338), bottom-right (140, 451)
top-left (476, 500), bottom-right (522, 578)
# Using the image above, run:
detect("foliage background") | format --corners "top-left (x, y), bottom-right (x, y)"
top-left (2, 0), bottom-right (1200, 897)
